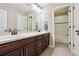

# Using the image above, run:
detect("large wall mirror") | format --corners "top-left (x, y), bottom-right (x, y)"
top-left (17, 14), bottom-right (33, 33)
top-left (0, 9), bottom-right (7, 32)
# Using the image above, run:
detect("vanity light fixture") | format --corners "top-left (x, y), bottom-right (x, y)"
top-left (32, 3), bottom-right (42, 12)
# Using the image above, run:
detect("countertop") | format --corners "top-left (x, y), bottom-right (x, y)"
top-left (0, 31), bottom-right (50, 44)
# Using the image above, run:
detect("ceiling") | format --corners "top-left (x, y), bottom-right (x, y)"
top-left (7, 3), bottom-right (49, 13)
top-left (35, 3), bottom-right (49, 8)
top-left (8, 3), bottom-right (32, 13)
top-left (7, 3), bottom-right (69, 13)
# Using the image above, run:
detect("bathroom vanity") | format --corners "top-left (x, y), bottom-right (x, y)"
top-left (0, 32), bottom-right (50, 56)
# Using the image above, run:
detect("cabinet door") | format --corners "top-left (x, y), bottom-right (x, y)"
top-left (36, 40), bottom-right (42, 55)
top-left (36, 40), bottom-right (42, 49)
top-left (33, 42), bottom-right (36, 56)
top-left (45, 38), bottom-right (49, 48)
top-left (4, 48), bottom-right (23, 56)
top-left (24, 43), bottom-right (34, 56)
top-left (42, 38), bottom-right (46, 50)
top-left (36, 47), bottom-right (42, 56)
top-left (42, 34), bottom-right (49, 49)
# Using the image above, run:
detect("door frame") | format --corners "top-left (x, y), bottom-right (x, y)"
top-left (53, 4), bottom-right (74, 53)
top-left (69, 4), bottom-right (74, 54)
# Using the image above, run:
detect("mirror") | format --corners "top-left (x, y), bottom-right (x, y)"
top-left (17, 14), bottom-right (26, 33)
top-left (17, 14), bottom-right (33, 33)
top-left (0, 3), bottom-right (44, 34)
top-left (35, 22), bottom-right (38, 31)
top-left (0, 9), bottom-right (7, 32)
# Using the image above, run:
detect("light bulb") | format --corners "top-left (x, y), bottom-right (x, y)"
top-left (32, 4), bottom-right (42, 13)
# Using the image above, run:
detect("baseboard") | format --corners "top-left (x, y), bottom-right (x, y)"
top-left (48, 45), bottom-right (54, 48)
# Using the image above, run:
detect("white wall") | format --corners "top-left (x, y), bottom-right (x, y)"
top-left (55, 15), bottom-right (68, 44)
top-left (39, 6), bottom-right (55, 47)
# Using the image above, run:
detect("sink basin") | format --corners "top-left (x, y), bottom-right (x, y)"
top-left (0, 32), bottom-right (42, 41)
top-left (6, 35), bottom-right (22, 39)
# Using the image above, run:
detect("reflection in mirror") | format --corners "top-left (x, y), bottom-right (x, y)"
top-left (44, 21), bottom-right (48, 31)
top-left (0, 9), bottom-right (7, 32)
top-left (17, 14), bottom-right (33, 33)
top-left (35, 22), bottom-right (38, 31)
top-left (27, 16), bottom-right (32, 31)
top-left (17, 14), bottom-right (26, 33)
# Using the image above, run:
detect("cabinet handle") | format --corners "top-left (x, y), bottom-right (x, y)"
top-left (76, 30), bottom-right (79, 32)
top-left (21, 49), bottom-right (23, 56)
top-left (75, 30), bottom-right (79, 35)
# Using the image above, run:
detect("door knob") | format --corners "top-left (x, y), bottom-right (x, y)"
top-left (75, 30), bottom-right (79, 32)
top-left (75, 30), bottom-right (79, 35)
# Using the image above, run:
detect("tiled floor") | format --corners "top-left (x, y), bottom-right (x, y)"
top-left (40, 43), bottom-right (73, 56)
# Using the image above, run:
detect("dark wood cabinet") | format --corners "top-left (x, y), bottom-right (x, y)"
top-left (0, 33), bottom-right (50, 56)
top-left (35, 36), bottom-right (43, 55)
top-left (24, 43), bottom-right (34, 56)
top-left (42, 39), bottom-right (46, 51)
top-left (36, 47), bottom-right (42, 55)
top-left (42, 34), bottom-right (49, 50)
top-left (46, 38), bottom-right (49, 47)
top-left (4, 48), bottom-right (23, 56)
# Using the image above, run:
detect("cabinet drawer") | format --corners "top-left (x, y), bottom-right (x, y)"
top-left (0, 40), bottom-right (22, 55)
top-left (35, 36), bottom-right (42, 40)
top-left (21, 38), bottom-right (35, 45)
top-left (23, 43), bottom-right (34, 56)
top-left (42, 34), bottom-right (49, 38)
top-left (3, 48), bottom-right (22, 56)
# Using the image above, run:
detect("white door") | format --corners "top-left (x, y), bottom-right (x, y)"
top-left (73, 3), bottom-right (79, 55)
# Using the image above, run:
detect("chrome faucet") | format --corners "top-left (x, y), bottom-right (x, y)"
top-left (5, 28), bottom-right (17, 35)
top-left (8, 29), bottom-right (17, 35)
top-left (14, 28), bottom-right (17, 35)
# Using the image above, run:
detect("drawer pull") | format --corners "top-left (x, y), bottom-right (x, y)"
top-left (21, 49), bottom-right (23, 56)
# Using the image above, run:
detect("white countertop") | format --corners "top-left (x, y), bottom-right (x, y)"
top-left (0, 31), bottom-right (50, 44)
